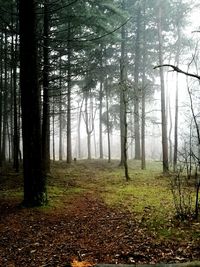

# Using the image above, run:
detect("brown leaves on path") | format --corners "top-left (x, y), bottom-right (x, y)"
top-left (0, 193), bottom-right (199, 267)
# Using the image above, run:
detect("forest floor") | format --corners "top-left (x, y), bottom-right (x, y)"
top-left (0, 160), bottom-right (200, 267)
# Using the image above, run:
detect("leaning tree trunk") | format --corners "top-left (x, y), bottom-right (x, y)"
top-left (19, 0), bottom-right (47, 207)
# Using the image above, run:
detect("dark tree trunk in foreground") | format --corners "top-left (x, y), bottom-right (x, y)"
top-left (42, 0), bottom-right (50, 173)
top-left (19, 0), bottom-right (47, 207)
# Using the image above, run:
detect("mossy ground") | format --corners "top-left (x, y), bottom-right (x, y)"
top-left (0, 159), bottom-right (199, 265)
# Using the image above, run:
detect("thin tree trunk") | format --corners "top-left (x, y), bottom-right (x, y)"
top-left (119, 0), bottom-right (130, 180)
top-left (157, 5), bottom-right (169, 173)
top-left (66, 22), bottom-right (72, 164)
top-left (84, 91), bottom-right (94, 160)
top-left (99, 80), bottom-right (103, 159)
top-left (77, 99), bottom-right (83, 159)
top-left (119, 0), bottom-right (126, 166)
top-left (105, 79), bottom-right (111, 163)
top-left (52, 95), bottom-right (55, 162)
top-left (141, 1), bottom-right (146, 170)
top-left (134, 6), bottom-right (141, 160)
top-left (173, 22), bottom-right (181, 172)
top-left (12, 32), bottom-right (19, 172)
top-left (2, 30), bottom-right (8, 163)
top-left (59, 54), bottom-right (63, 161)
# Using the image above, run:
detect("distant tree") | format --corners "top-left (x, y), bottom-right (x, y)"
top-left (156, 1), bottom-right (169, 173)
top-left (133, 4), bottom-right (142, 160)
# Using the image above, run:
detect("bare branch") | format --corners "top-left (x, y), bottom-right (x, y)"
top-left (154, 64), bottom-right (200, 80)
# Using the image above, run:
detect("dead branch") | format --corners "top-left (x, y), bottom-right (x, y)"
top-left (154, 64), bottom-right (200, 80)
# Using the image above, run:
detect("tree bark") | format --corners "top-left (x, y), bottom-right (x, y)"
top-left (173, 22), bottom-right (181, 172)
top-left (1, 30), bottom-right (8, 163)
top-left (105, 79), bottom-right (111, 162)
top-left (66, 22), bottom-right (72, 164)
top-left (134, 6), bottom-right (141, 160)
top-left (19, 0), bottom-right (47, 207)
top-left (0, 39), bottom-right (2, 167)
top-left (59, 54), bottom-right (63, 161)
top-left (141, 4), bottom-right (147, 170)
top-left (99, 80), bottom-right (103, 159)
top-left (42, 0), bottom-right (50, 173)
top-left (157, 4), bottom-right (169, 173)
top-left (119, 0), bottom-right (126, 166)
top-left (12, 32), bottom-right (19, 172)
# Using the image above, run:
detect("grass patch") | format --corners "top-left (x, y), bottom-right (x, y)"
top-left (1, 159), bottom-right (199, 242)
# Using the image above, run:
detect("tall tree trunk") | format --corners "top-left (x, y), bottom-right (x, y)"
top-left (119, 0), bottom-right (129, 180)
top-left (0, 32), bottom-right (3, 166)
top-left (123, 85), bottom-right (130, 180)
top-left (2, 30), bottom-right (8, 163)
top-left (99, 46), bottom-right (104, 159)
top-left (52, 95), bottom-right (55, 162)
top-left (59, 54), bottom-right (63, 161)
top-left (99, 80), bottom-right (103, 159)
top-left (66, 22), bottom-right (72, 164)
top-left (105, 79), bottom-right (111, 163)
top-left (42, 0), bottom-right (50, 173)
top-left (84, 91), bottom-right (94, 160)
top-left (12, 32), bottom-right (19, 172)
top-left (141, 3), bottom-right (147, 170)
top-left (77, 99), bottom-right (83, 159)
top-left (168, 98), bottom-right (173, 165)
top-left (173, 21), bottom-right (181, 172)
top-left (119, 0), bottom-right (126, 166)
top-left (134, 6), bottom-right (141, 160)
top-left (19, 0), bottom-right (47, 206)
top-left (157, 4), bottom-right (169, 173)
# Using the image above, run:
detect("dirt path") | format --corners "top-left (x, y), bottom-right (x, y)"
top-left (0, 193), bottom-right (199, 267)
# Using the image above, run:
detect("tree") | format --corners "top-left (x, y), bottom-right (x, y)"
top-left (156, 1), bottom-right (169, 173)
top-left (42, 0), bottom-right (50, 173)
top-left (19, 0), bottom-right (47, 207)
top-left (133, 4), bottom-right (142, 160)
